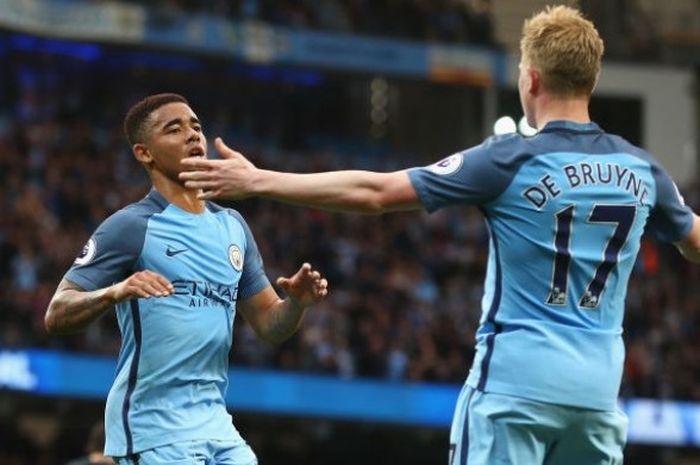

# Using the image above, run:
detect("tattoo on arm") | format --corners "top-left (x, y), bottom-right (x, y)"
top-left (262, 298), bottom-right (307, 344)
top-left (45, 279), bottom-right (116, 334)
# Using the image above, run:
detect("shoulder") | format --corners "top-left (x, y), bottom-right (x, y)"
top-left (601, 133), bottom-right (671, 189)
top-left (97, 196), bottom-right (163, 234)
top-left (206, 201), bottom-right (247, 224)
top-left (606, 133), bottom-right (660, 166)
top-left (458, 132), bottom-right (538, 180)
top-left (471, 133), bottom-right (537, 168)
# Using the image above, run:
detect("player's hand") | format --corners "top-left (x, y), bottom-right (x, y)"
top-left (107, 270), bottom-right (174, 302)
top-left (276, 263), bottom-right (328, 309)
top-left (179, 137), bottom-right (257, 200)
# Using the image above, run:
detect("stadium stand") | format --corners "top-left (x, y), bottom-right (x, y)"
top-left (0, 0), bottom-right (699, 464)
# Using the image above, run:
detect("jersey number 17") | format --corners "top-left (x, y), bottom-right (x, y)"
top-left (546, 204), bottom-right (636, 309)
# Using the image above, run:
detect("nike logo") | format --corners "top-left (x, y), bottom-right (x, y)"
top-left (166, 246), bottom-right (188, 257)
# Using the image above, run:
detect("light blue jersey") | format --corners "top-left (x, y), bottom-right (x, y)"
top-left (65, 190), bottom-right (269, 457)
top-left (408, 120), bottom-right (693, 411)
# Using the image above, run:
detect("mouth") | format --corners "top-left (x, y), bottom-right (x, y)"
top-left (187, 147), bottom-right (206, 158)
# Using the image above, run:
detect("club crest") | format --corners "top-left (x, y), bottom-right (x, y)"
top-left (228, 244), bottom-right (243, 271)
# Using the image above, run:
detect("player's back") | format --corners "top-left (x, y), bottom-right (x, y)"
top-left (472, 122), bottom-right (662, 409)
top-left (409, 120), bottom-right (692, 410)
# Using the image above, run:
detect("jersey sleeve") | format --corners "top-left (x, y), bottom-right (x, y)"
top-left (64, 207), bottom-right (147, 291)
top-left (228, 210), bottom-right (270, 300)
top-left (407, 134), bottom-right (522, 212)
top-left (647, 163), bottom-right (694, 243)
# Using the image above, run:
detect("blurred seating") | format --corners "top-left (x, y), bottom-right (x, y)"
top-left (0, 85), bottom-right (698, 400)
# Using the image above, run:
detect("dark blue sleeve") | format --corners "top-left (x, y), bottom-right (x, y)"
top-left (647, 163), bottom-right (694, 243)
top-left (227, 210), bottom-right (270, 300)
top-left (64, 207), bottom-right (148, 291)
top-left (407, 134), bottom-right (528, 212)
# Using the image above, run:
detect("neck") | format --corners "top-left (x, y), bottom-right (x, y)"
top-left (150, 171), bottom-right (205, 213)
top-left (533, 94), bottom-right (591, 129)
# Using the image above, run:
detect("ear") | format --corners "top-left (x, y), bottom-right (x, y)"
top-left (527, 67), bottom-right (541, 96)
top-left (132, 143), bottom-right (153, 164)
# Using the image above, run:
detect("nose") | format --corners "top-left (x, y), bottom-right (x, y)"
top-left (186, 129), bottom-right (200, 144)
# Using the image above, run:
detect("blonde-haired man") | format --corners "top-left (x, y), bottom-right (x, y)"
top-left (181, 6), bottom-right (700, 464)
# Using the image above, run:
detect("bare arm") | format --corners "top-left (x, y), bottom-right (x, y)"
top-left (675, 213), bottom-right (700, 263)
top-left (45, 271), bottom-right (174, 334)
top-left (237, 263), bottom-right (328, 344)
top-left (252, 169), bottom-right (420, 214)
top-left (180, 138), bottom-right (422, 214)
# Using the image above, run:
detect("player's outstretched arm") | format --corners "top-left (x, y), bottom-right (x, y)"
top-left (237, 263), bottom-right (328, 344)
top-left (45, 271), bottom-right (174, 334)
top-left (675, 213), bottom-right (700, 263)
top-left (179, 138), bottom-right (422, 214)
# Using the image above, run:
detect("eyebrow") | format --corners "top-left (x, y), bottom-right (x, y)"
top-left (160, 116), bottom-right (201, 130)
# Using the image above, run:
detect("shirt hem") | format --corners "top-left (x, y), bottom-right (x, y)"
top-left (466, 379), bottom-right (619, 412)
top-left (105, 430), bottom-right (243, 457)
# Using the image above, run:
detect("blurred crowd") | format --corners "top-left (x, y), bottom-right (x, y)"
top-left (131, 0), bottom-right (700, 63)
top-left (1, 4), bottom-right (699, 465)
top-left (1, 79), bottom-right (700, 403)
top-left (140, 0), bottom-right (496, 45)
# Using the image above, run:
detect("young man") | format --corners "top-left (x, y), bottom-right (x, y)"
top-left (45, 93), bottom-right (328, 465)
top-left (180, 6), bottom-right (700, 465)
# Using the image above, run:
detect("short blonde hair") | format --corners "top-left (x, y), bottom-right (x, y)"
top-left (520, 5), bottom-right (604, 97)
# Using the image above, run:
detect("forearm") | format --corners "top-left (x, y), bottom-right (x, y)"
top-left (676, 214), bottom-right (700, 264)
top-left (252, 169), bottom-right (414, 214)
top-left (45, 287), bottom-right (116, 334)
top-left (255, 297), bottom-right (308, 344)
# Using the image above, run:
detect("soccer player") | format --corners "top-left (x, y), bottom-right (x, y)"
top-left (45, 93), bottom-right (328, 465)
top-left (179, 6), bottom-right (700, 465)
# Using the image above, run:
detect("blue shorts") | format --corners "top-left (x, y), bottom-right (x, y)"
top-left (449, 385), bottom-right (628, 465)
top-left (112, 439), bottom-right (257, 465)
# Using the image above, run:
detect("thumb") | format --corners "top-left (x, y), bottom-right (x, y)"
top-left (215, 137), bottom-right (243, 161)
top-left (276, 276), bottom-right (290, 291)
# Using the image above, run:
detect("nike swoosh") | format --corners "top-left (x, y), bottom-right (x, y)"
top-left (166, 247), bottom-right (188, 257)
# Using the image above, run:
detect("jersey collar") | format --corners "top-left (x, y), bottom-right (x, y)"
top-left (146, 189), bottom-right (169, 211)
top-left (539, 120), bottom-right (603, 134)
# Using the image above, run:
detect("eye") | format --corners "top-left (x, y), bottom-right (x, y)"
top-left (193, 125), bottom-right (202, 132)
top-left (167, 127), bottom-right (181, 134)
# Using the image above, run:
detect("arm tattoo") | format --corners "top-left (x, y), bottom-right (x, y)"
top-left (45, 279), bottom-right (115, 334)
top-left (263, 298), bottom-right (307, 343)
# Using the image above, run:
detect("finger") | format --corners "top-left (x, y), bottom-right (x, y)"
top-left (197, 189), bottom-right (222, 200)
top-left (310, 271), bottom-right (321, 280)
top-left (215, 137), bottom-right (244, 160)
top-left (139, 281), bottom-right (168, 297)
top-left (137, 272), bottom-right (170, 296)
top-left (179, 170), bottom-right (215, 181)
top-left (184, 180), bottom-right (220, 190)
top-left (180, 157), bottom-right (221, 169)
top-left (276, 277), bottom-right (290, 289)
top-left (314, 280), bottom-right (328, 295)
top-left (153, 275), bottom-right (174, 294)
top-left (299, 263), bottom-right (312, 276)
top-left (127, 279), bottom-right (157, 298)
top-left (132, 287), bottom-right (151, 299)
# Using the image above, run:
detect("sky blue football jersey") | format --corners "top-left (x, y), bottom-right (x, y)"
top-left (408, 120), bottom-right (693, 410)
top-left (65, 190), bottom-right (270, 456)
